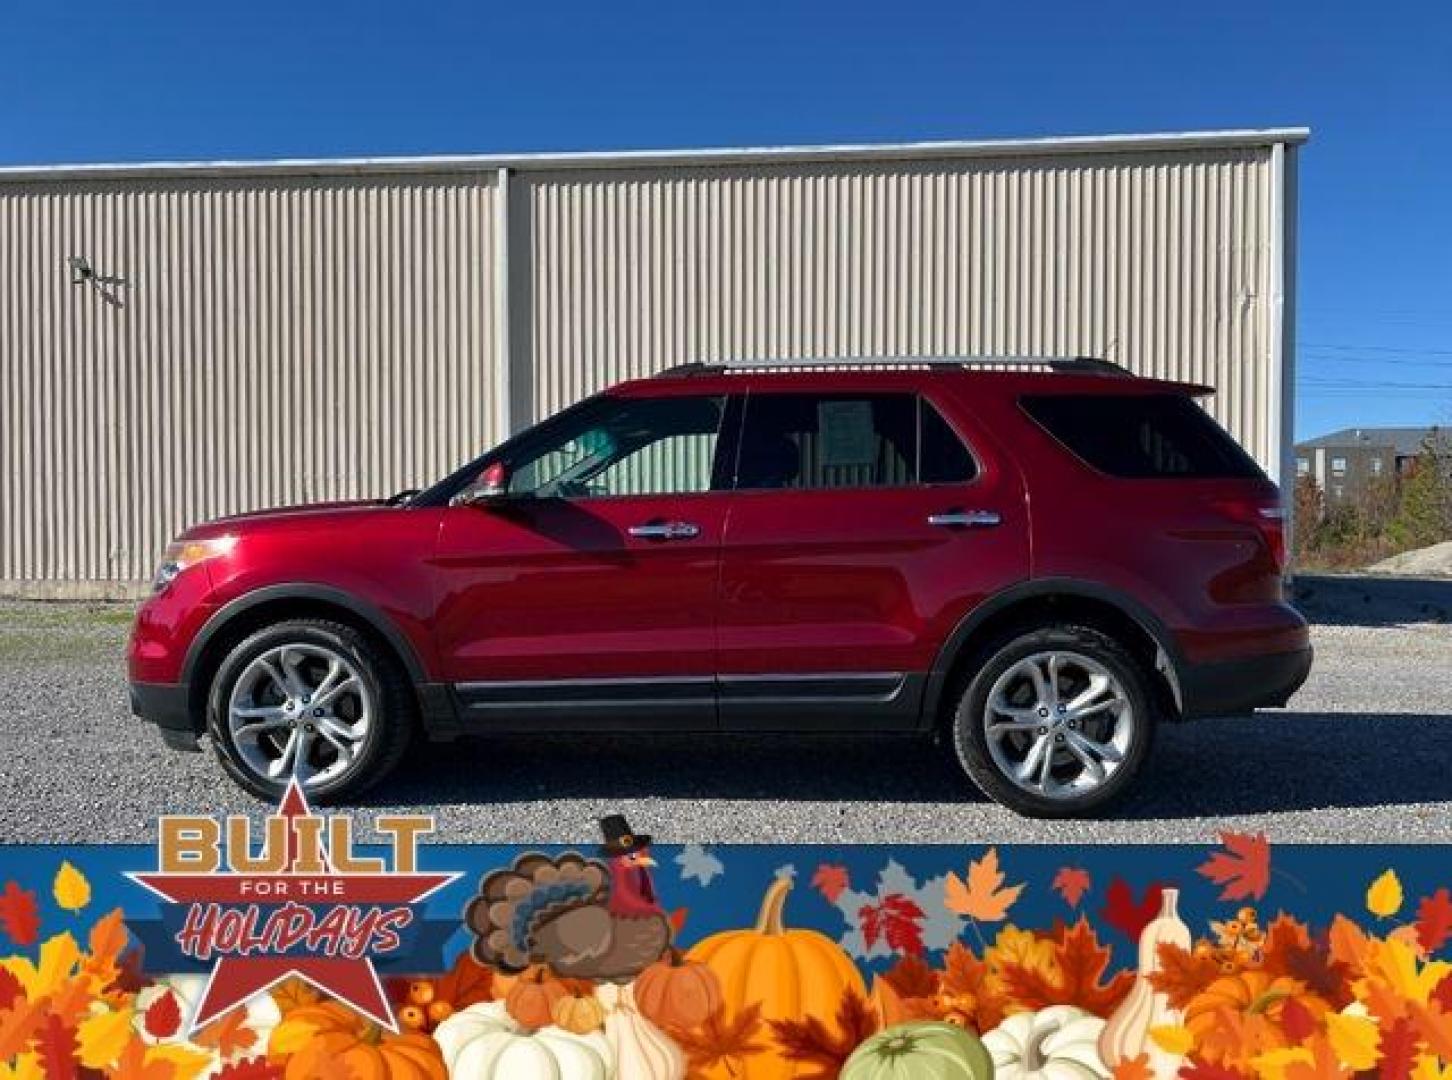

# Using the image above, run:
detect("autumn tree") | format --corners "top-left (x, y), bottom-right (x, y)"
top-left (1388, 428), bottom-right (1452, 550)
top-left (1292, 475), bottom-right (1324, 558)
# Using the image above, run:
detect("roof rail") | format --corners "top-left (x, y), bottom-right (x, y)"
top-left (654, 356), bottom-right (1130, 378)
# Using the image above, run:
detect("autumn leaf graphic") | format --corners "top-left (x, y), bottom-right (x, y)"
top-left (1101, 878), bottom-right (1164, 943)
top-left (1416, 888), bottom-right (1452, 954)
top-left (1367, 869), bottom-right (1404, 918)
top-left (859, 893), bottom-right (927, 957)
top-left (812, 864), bottom-right (851, 905)
top-left (52, 862), bottom-right (91, 914)
top-left (1196, 832), bottom-right (1272, 901)
top-left (1052, 867), bottom-right (1093, 909)
top-left (0, 881), bottom-right (40, 947)
top-left (943, 847), bottom-right (1025, 922)
top-left (668, 1002), bottom-right (768, 1077)
top-left (997, 916), bottom-right (1134, 1016)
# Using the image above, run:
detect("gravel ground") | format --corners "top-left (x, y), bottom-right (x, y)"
top-left (1, 575), bottom-right (1449, 844)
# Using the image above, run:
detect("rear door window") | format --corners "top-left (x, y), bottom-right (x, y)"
top-left (1021, 393), bottom-right (1264, 479)
top-left (734, 393), bottom-right (977, 490)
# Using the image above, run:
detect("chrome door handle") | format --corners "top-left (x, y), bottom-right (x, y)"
top-left (928, 510), bottom-right (1001, 528)
top-left (628, 520), bottom-right (702, 540)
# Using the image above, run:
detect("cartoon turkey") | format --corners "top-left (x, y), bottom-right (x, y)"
top-left (464, 815), bottom-right (672, 983)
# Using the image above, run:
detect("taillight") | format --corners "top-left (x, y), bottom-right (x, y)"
top-left (1211, 498), bottom-right (1287, 572)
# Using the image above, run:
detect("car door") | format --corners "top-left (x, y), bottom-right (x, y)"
top-left (433, 391), bottom-right (734, 730)
top-left (716, 386), bottom-right (1028, 731)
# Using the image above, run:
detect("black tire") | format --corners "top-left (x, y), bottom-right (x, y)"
top-left (206, 619), bottom-right (413, 804)
top-left (949, 624), bottom-right (1156, 818)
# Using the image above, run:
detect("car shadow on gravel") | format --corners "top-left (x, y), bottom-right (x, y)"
top-left (1294, 574), bottom-right (1452, 627)
top-left (356, 707), bottom-right (1452, 817)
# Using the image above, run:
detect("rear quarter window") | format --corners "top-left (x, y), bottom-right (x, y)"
top-left (1021, 393), bottom-right (1265, 480)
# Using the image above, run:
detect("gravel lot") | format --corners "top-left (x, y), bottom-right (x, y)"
top-left (1, 575), bottom-right (1449, 844)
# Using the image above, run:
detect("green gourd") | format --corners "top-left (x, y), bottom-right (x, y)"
top-left (842, 1021), bottom-right (994, 1080)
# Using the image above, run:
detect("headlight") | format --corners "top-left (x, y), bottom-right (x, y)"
top-left (152, 536), bottom-right (236, 593)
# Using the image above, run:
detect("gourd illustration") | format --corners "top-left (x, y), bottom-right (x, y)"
top-left (553, 985), bottom-right (609, 1035)
top-left (633, 951), bottom-right (723, 1030)
top-left (506, 967), bottom-right (572, 1029)
top-left (843, 1021), bottom-right (994, 1080)
top-left (596, 983), bottom-right (685, 1080)
top-left (433, 1001), bottom-right (614, 1080)
top-left (686, 875), bottom-right (869, 1079)
top-left (983, 1005), bottom-right (1111, 1080)
top-left (1098, 886), bottom-right (1192, 1078)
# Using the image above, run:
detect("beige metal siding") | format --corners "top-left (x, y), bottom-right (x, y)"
top-left (0, 132), bottom-right (1299, 593)
top-left (0, 174), bottom-right (498, 589)
top-left (523, 148), bottom-right (1277, 469)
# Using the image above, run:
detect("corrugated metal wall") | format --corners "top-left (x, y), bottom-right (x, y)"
top-left (0, 174), bottom-right (498, 591)
top-left (523, 148), bottom-right (1276, 468)
top-left (0, 137), bottom-right (1292, 593)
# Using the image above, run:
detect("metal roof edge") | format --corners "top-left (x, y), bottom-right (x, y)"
top-left (0, 127), bottom-right (1311, 184)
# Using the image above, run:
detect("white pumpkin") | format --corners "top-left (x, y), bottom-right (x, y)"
top-left (597, 984), bottom-right (685, 1080)
top-left (984, 1005), bottom-right (1111, 1080)
top-left (433, 1001), bottom-right (614, 1079)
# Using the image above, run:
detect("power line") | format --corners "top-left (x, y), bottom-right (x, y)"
top-left (1298, 355), bottom-right (1452, 369)
top-left (1301, 342), bottom-right (1452, 357)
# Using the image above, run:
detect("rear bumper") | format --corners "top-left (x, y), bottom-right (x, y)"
top-left (129, 681), bottom-right (202, 751)
top-left (1178, 645), bottom-right (1313, 719)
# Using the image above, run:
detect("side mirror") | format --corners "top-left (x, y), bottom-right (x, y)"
top-left (451, 461), bottom-right (511, 506)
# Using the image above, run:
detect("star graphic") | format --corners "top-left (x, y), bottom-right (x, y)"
top-left (129, 780), bottom-right (459, 1033)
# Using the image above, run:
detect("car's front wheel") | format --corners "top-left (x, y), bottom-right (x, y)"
top-left (206, 619), bottom-right (413, 803)
top-left (950, 624), bottom-right (1156, 818)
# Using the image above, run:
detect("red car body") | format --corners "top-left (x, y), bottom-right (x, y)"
top-left (129, 362), bottom-right (1311, 809)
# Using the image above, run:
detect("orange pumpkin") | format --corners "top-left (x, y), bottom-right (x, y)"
top-left (687, 876), bottom-right (867, 1079)
top-left (505, 967), bottom-right (570, 1030)
top-left (269, 1001), bottom-right (446, 1080)
top-left (634, 951), bottom-right (724, 1030)
top-left (1184, 972), bottom-right (1325, 1034)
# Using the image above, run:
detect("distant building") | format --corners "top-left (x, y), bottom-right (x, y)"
top-left (1295, 427), bottom-right (1445, 507)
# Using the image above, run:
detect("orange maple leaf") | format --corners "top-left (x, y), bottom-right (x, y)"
top-left (0, 1002), bottom-right (44, 1062)
top-left (112, 1036), bottom-right (179, 1080)
top-left (997, 916), bottom-right (1134, 1017)
top-left (1149, 942), bottom-right (1223, 1009)
top-left (1409, 1000), bottom-right (1452, 1063)
top-left (1053, 867), bottom-right (1093, 909)
top-left (1196, 832), bottom-right (1272, 901)
top-left (944, 847), bottom-right (1025, 922)
top-left (1282, 1032), bottom-right (1349, 1080)
top-left (194, 1007), bottom-right (258, 1059)
top-left (85, 908), bottom-right (129, 987)
top-left (1112, 1053), bottom-right (1155, 1080)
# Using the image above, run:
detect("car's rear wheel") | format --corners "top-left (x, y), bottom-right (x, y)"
top-left (950, 625), bottom-right (1155, 818)
top-left (206, 619), bottom-right (412, 803)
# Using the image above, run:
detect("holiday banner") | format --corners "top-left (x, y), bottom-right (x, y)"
top-left (0, 791), bottom-right (1448, 1080)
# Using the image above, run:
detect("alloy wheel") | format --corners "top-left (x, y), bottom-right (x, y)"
top-left (981, 650), bottom-right (1135, 800)
top-left (226, 642), bottom-right (373, 789)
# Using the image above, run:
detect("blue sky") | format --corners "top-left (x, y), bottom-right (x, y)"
top-left (2, 0), bottom-right (1449, 441)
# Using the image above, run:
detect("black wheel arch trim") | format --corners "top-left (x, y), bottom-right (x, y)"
top-left (182, 583), bottom-right (430, 687)
top-left (922, 578), bottom-right (1185, 728)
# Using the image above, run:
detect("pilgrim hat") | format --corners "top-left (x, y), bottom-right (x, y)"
top-left (598, 814), bottom-right (652, 857)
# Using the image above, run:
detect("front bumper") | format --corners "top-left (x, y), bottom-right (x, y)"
top-left (129, 681), bottom-right (202, 751)
top-left (1178, 645), bottom-right (1314, 720)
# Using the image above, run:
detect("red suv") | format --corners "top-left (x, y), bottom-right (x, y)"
top-left (129, 358), bottom-right (1311, 816)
